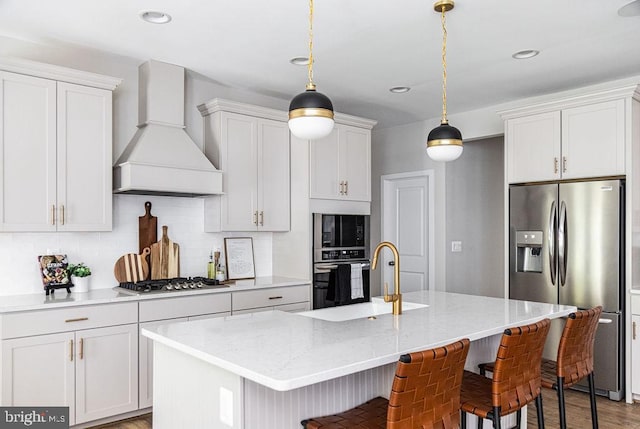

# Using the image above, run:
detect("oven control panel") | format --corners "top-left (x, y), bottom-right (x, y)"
top-left (320, 248), bottom-right (367, 261)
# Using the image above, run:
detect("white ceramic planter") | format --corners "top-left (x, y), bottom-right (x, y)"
top-left (72, 275), bottom-right (91, 293)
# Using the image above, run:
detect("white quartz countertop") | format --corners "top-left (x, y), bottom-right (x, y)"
top-left (142, 291), bottom-right (575, 391)
top-left (0, 276), bottom-right (310, 313)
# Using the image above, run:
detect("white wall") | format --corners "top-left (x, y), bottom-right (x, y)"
top-left (0, 35), bottom-right (295, 296)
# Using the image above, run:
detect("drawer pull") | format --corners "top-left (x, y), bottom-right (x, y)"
top-left (634, 321), bottom-right (637, 341)
top-left (268, 296), bottom-right (283, 300)
top-left (554, 157), bottom-right (558, 174)
top-left (79, 338), bottom-right (84, 360)
top-left (65, 317), bottom-right (89, 323)
top-left (51, 205), bottom-right (56, 226)
top-left (70, 340), bottom-right (74, 362)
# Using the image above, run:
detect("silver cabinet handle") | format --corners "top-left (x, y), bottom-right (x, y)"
top-left (554, 157), bottom-right (558, 174)
top-left (339, 181), bottom-right (345, 195)
top-left (60, 205), bottom-right (65, 225)
top-left (548, 201), bottom-right (557, 285)
top-left (79, 338), bottom-right (84, 360)
top-left (70, 340), bottom-right (74, 362)
top-left (598, 318), bottom-right (613, 324)
top-left (253, 211), bottom-right (258, 226)
top-left (633, 321), bottom-right (637, 340)
top-left (259, 211), bottom-right (264, 226)
top-left (51, 205), bottom-right (56, 225)
top-left (344, 181), bottom-right (348, 195)
top-left (562, 156), bottom-right (567, 173)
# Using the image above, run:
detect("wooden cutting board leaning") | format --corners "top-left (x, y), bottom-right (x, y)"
top-left (114, 248), bottom-right (151, 283)
top-left (150, 225), bottom-right (180, 279)
top-left (139, 201), bottom-right (158, 254)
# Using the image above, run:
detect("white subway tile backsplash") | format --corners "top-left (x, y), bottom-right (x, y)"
top-left (0, 195), bottom-right (273, 296)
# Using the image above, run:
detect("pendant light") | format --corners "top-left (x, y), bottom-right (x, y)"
top-left (288, 0), bottom-right (335, 140)
top-left (426, 0), bottom-right (463, 162)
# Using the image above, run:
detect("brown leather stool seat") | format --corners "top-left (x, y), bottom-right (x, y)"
top-left (460, 319), bottom-right (550, 429)
top-left (301, 338), bottom-right (470, 429)
top-left (477, 307), bottom-right (602, 429)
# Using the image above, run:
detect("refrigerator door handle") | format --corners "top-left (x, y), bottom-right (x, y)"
top-left (548, 201), bottom-right (557, 285)
top-left (558, 200), bottom-right (567, 286)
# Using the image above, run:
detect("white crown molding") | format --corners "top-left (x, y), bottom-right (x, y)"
top-left (0, 56), bottom-right (122, 90)
top-left (198, 98), bottom-right (378, 129)
top-left (499, 83), bottom-right (640, 119)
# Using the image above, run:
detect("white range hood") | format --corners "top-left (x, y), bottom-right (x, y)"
top-left (113, 60), bottom-right (222, 196)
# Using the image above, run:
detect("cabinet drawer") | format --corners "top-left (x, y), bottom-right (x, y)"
top-left (631, 294), bottom-right (640, 315)
top-left (232, 285), bottom-right (309, 311)
top-left (1, 302), bottom-right (138, 339)
top-left (139, 293), bottom-right (231, 322)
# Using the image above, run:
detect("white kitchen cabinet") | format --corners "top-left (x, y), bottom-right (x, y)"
top-left (231, 285), bottom-right (310, 314)
top-left (310, 124), bottom-right (371, 201)
top-left (200, 99), bottom-right (290, 232)
top-left (0, 69), bottom-right (115, 231)
top-left (504, 99), bottom-right (625, 184)
top-left (0, 302), bottom-right (138, 426)
top-left (138, 293), bottom-right (231, 409)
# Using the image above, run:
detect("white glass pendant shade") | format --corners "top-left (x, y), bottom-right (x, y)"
top-left (288, 116), bottom-right (334, 140)
top-left (426, 144), bottom-right (463, 162)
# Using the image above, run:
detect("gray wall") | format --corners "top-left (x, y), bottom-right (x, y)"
top-left (445, 136), bottom-right (504, 297)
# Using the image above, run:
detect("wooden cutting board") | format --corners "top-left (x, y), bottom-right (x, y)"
top-left (150, 225), bottom-right (180, 280)
top-left (139, 201), bottom-right (158, 254)
top-left (114, 247), bottom-right (151, 283)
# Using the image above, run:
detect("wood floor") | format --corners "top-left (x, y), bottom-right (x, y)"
top-left (90, 389), bottom-right (639, 428)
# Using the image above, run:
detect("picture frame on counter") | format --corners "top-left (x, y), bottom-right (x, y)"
top-left (224, 237), bottom-right (256, 280)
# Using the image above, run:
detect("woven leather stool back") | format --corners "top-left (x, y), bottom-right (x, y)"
top-left (387, 338), bottom-right (470, 429)
top-left (491, 318), bottom-right (550, 414)
top-left (556, 306), bottom-right (602, 387)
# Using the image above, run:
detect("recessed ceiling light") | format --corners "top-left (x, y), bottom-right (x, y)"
top-left (618, 0), bottom-right (640, 16)
top-left (389, 86), bottom-right (411, 93)
top-left (512, 50), bottom-right (540, 60)
top-left (140, 11), bottom-right (172, 24)
top-left (289, 57), bottom-right (310, 66)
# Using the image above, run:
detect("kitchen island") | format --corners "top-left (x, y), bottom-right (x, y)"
top-left (142, 291), bottom-right (575, 429)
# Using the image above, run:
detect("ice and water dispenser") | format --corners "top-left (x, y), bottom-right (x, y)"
top-left (515, 231), bottom-right (543, 273)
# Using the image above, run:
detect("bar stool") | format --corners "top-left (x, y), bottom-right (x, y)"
top-left (478, 307), bottom-right (602, 429)
top-left (460, 318), bottom-right (550, 429)
top-left (301, 338), bottom-right (470, 429)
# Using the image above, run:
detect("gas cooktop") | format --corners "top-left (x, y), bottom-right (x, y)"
top-left (115, 276), bottom-right (230, 295)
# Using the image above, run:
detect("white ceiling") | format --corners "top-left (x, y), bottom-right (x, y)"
top-left (1, 0), bottom-right (639, 128)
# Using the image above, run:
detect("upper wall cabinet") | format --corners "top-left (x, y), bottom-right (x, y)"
top-left (0, 58), bottom-right (120, 232)
top-left (199, 99), bottom-right (290, 232)
top-left (504, 97), bottom-right (626, 184)
top-left (309, 119), bottom-right (376, 202)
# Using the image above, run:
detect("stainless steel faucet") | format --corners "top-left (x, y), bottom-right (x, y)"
top-left (371, 241), bottom-right (401, 315)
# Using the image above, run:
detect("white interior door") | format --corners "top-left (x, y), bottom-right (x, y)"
top-left (381, 171), bottom-right (434, 293)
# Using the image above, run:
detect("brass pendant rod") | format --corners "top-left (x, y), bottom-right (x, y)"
top-left (306, 0), bottom-right (316, 90)
top-left (440, 5), bottom-right (448, 124)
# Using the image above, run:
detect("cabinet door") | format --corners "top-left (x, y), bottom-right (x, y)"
top-left (561, 99), bottom-right (625, 180)
top-left (75, 324), bottom-right (138, 424)
top-left (220, 112), bottom-right (258, 231)
top-left (633, 315), bottom-right (640, 395)
top-left (57, 83), bottom-right (112, 231)
top-left (0, 72), bottom-right (57, 231)
top-left (2, 333), bottom-right (76, 424)
top-left (309, 127), bottom-right (341, 199)
top-left (340, 125), bottom-right (371, 201)
top-left (506, 111), bottom-right (561, 183)
top-left (139, 318), bottom-right (187, 409)
top-left (258, 119), bottom-right (290, 231)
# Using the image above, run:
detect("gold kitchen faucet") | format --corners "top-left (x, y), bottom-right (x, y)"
top-left (371, 241), bottom-right (402, 315)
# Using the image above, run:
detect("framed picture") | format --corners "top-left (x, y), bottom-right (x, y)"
top-left (224, 237), bottom-right (256, 280)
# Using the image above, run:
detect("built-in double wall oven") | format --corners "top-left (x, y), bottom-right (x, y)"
top-left (312, 214), bottom-right (370, 309)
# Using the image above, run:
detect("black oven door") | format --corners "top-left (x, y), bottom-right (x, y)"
top-left (318, 214), bottom-right (367, 248)
top-left (312, 261), bottom-right (370, 309)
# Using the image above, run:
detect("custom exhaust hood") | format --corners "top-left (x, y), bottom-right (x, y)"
top-left (113, 60), bottom-right (222, 196)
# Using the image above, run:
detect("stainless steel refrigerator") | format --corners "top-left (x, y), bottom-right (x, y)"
top-left (509, 179), bottom-right (624, 400)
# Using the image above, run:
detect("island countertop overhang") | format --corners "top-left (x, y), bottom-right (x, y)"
top-left (142, 291), bottom-right (575, 391)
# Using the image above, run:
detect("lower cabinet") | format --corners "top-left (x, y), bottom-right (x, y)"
top-left (1, 323), bottom-right (138, 426)
top-left (231, 285), bottom-right (310, 314)
top-left (138, 293), bottom-right (232, 409)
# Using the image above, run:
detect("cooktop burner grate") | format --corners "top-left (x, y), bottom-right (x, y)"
top-left (115, 276), bottom-right (230, 295)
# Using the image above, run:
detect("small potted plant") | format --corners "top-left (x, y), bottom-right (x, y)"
top-left (68, 263), bottom-right (91, 293)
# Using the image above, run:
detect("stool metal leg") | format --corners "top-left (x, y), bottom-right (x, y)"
top-left (588, 373), bottom-right (599, 429)
top-left (536, 393), bottom-right (545, 429)
top-left (556, 377), bottom-right (567, 429)
top-left (461, 411), bottom-right (467, 429)
top-left (492, 406), bottom-right (501, 429)
top-left (515, 409), bottom-right (521, 428)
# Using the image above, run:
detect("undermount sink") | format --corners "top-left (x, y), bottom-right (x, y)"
top-left (297, 297), bottom-right (428, 322)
